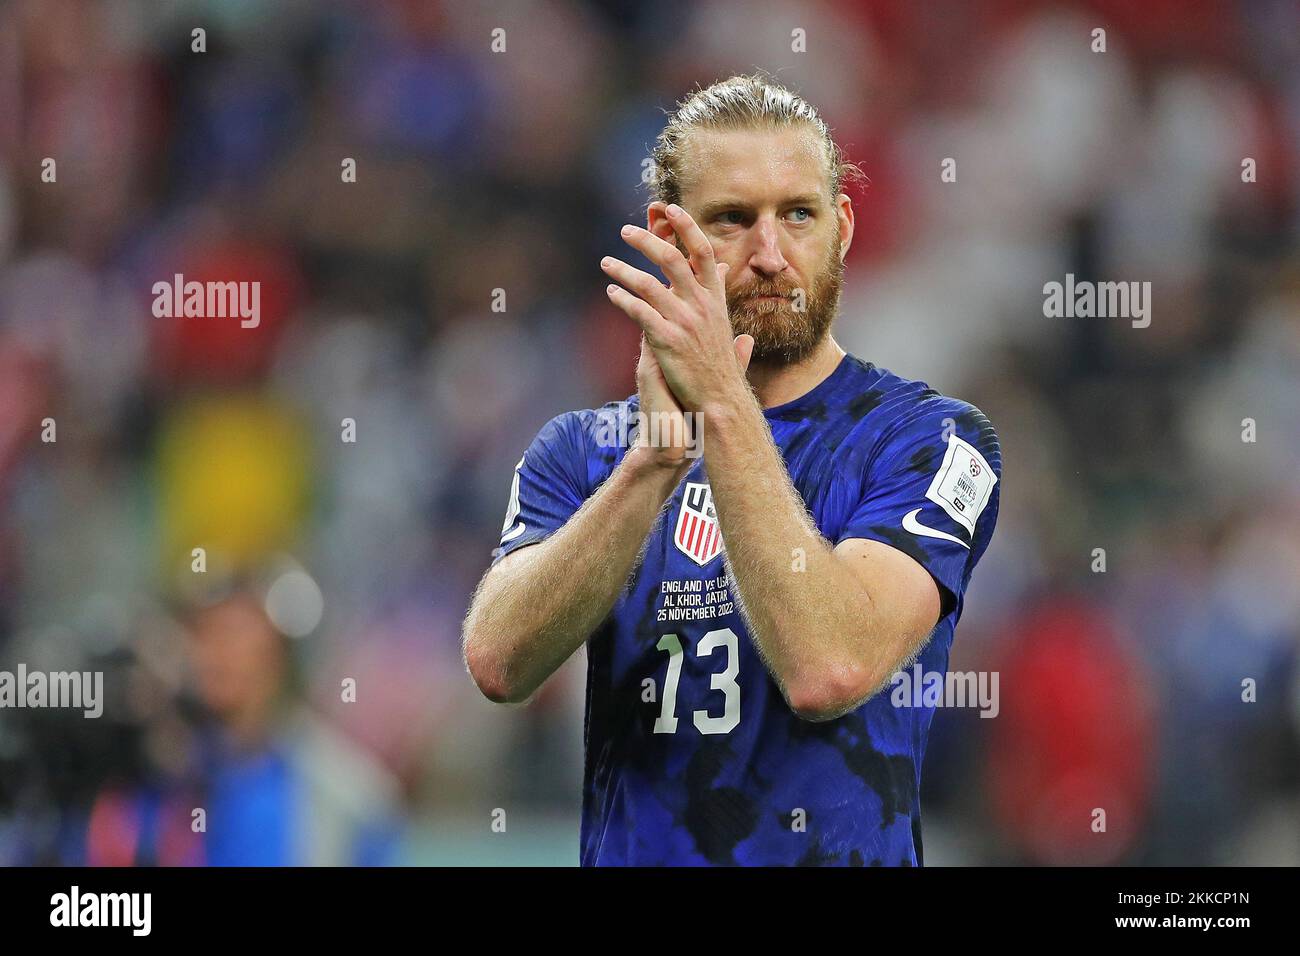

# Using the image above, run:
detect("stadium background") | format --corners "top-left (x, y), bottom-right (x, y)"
top-left (0, 0), bottom-right (1297, 865)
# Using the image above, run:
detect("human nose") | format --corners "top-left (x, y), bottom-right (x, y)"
top-left (746, 216), bottom-right (789, 277)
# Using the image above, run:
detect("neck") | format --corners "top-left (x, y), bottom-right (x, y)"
top-left (746, 335), bottom-right (846, 409)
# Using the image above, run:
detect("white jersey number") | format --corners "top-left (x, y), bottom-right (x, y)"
top-left (653, 627), bottom-right (740, 735)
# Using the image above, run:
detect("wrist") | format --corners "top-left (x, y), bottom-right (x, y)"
top-left (621, 445), bottom-right (692, 491)
top-left (700, 383), bottom-right (759, 434)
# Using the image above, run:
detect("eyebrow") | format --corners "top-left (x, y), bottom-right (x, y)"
top-left (696, 195), bottom-right (826, 219)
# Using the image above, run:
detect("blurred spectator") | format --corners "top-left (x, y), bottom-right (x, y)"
top-left (77, 585), bottom-right (403, 866)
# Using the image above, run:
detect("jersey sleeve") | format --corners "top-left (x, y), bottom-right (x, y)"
top-left (835, 399), bottom-right (1001, 618)
top-left (490, 411), bottom-right (593, 565)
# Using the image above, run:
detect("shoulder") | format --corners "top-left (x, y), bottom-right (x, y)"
top-left (534, 396), bottom-right (643, 460)
top-left (841, 359), bottom-right (999, 470)
top-left (536, 395), bottom-right (640, 443)
top-left (519, 397), bottom-right (642, 496)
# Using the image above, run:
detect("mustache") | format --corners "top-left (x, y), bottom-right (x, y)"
top-left (730, 281), bottom-right (798, 301)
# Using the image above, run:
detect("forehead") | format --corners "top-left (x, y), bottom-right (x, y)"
top-left (678, 126), bottom-right (829, 205)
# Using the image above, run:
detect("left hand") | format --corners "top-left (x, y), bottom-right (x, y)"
top-left (602, 203), bottom-right (754, 411)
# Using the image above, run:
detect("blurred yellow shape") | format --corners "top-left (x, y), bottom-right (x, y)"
top-left (156, 394), bottom-right (311, 576)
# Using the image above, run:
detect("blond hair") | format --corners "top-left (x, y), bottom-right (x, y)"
top-left (649, 73), bottom-right (864, 207)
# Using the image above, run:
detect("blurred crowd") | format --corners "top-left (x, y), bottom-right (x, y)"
top-left (0, 0), bottom-right (1296, 865)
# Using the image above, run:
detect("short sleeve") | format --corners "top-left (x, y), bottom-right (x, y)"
top-left (835, 400), bottom-right (1001, 618)
top-left (491, 411), bottom-right (592, 565)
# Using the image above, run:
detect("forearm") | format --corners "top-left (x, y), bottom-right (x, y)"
top-left (464, 448), bottom-right (685, 702)
top-left (701, 395), bottom-right (875, 700)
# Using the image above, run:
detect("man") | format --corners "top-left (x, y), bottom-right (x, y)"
top-left (78, 584), bottom-right (403, 866)
top-left (463, 74), bottom-right (1000, 866)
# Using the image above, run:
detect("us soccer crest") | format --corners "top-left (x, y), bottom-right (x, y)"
top-left (674, 482), bottom-right (724, 566)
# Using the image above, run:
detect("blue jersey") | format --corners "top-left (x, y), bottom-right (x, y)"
top-left (491, 354), bottom-right (1001, 866)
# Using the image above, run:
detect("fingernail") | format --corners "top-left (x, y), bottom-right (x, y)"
top-left (621, 225), bottom-right (635, 236)
top-left (666, 204), bottom-right (681, 216)
top-left (607, 284), bottom-right (618, 294)
top-left (601, 257), bottom-right (611, 267)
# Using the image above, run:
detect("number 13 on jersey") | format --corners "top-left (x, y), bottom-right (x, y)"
top-left (652, 628), bottom-right (740, 735)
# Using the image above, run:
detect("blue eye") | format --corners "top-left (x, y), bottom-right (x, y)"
top-left (788, 207), bottom-right (812, 222)
top-left (721, 211), bottom-right (745, 225)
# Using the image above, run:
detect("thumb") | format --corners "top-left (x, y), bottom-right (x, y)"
top-left (733, 333), bottom-right (755, 370)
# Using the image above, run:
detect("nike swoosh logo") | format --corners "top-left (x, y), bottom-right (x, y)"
top-left (902, 508), bottom-right (969, 549)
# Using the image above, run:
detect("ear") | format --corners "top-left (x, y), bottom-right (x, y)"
top-left (646, 201), bottom-right (675, 243)
top-left (835, 192), bottom-right (855, 262)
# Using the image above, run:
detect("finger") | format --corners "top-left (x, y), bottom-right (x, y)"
top-left (606, 283), bottom-right (674, 344)
top-left (638, 335), bottom-right (679, 402)
top-left (601, 256), bottom-right (675, 316)
top-left (733, 333), bottom-right (755, 371)
top-left (619, 224), bottom-right (696, 291)
top-left (636, 332), bottom-right (657, 378)
top-left (665, 203), bottom-right (720, 291)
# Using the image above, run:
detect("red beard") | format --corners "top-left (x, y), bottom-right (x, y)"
top-left (725, 237), bottom-right (844, 364)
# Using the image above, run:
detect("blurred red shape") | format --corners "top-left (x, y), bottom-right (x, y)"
top-left (150, 240), bottom-right (304, 387)
top-left (986, 597), bottom-right (1157, 864)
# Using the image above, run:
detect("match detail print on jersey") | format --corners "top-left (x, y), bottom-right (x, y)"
top-left (673, 482), bottom-right (724, 566)
top-left (924, 434), bottom-right (997, 535)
